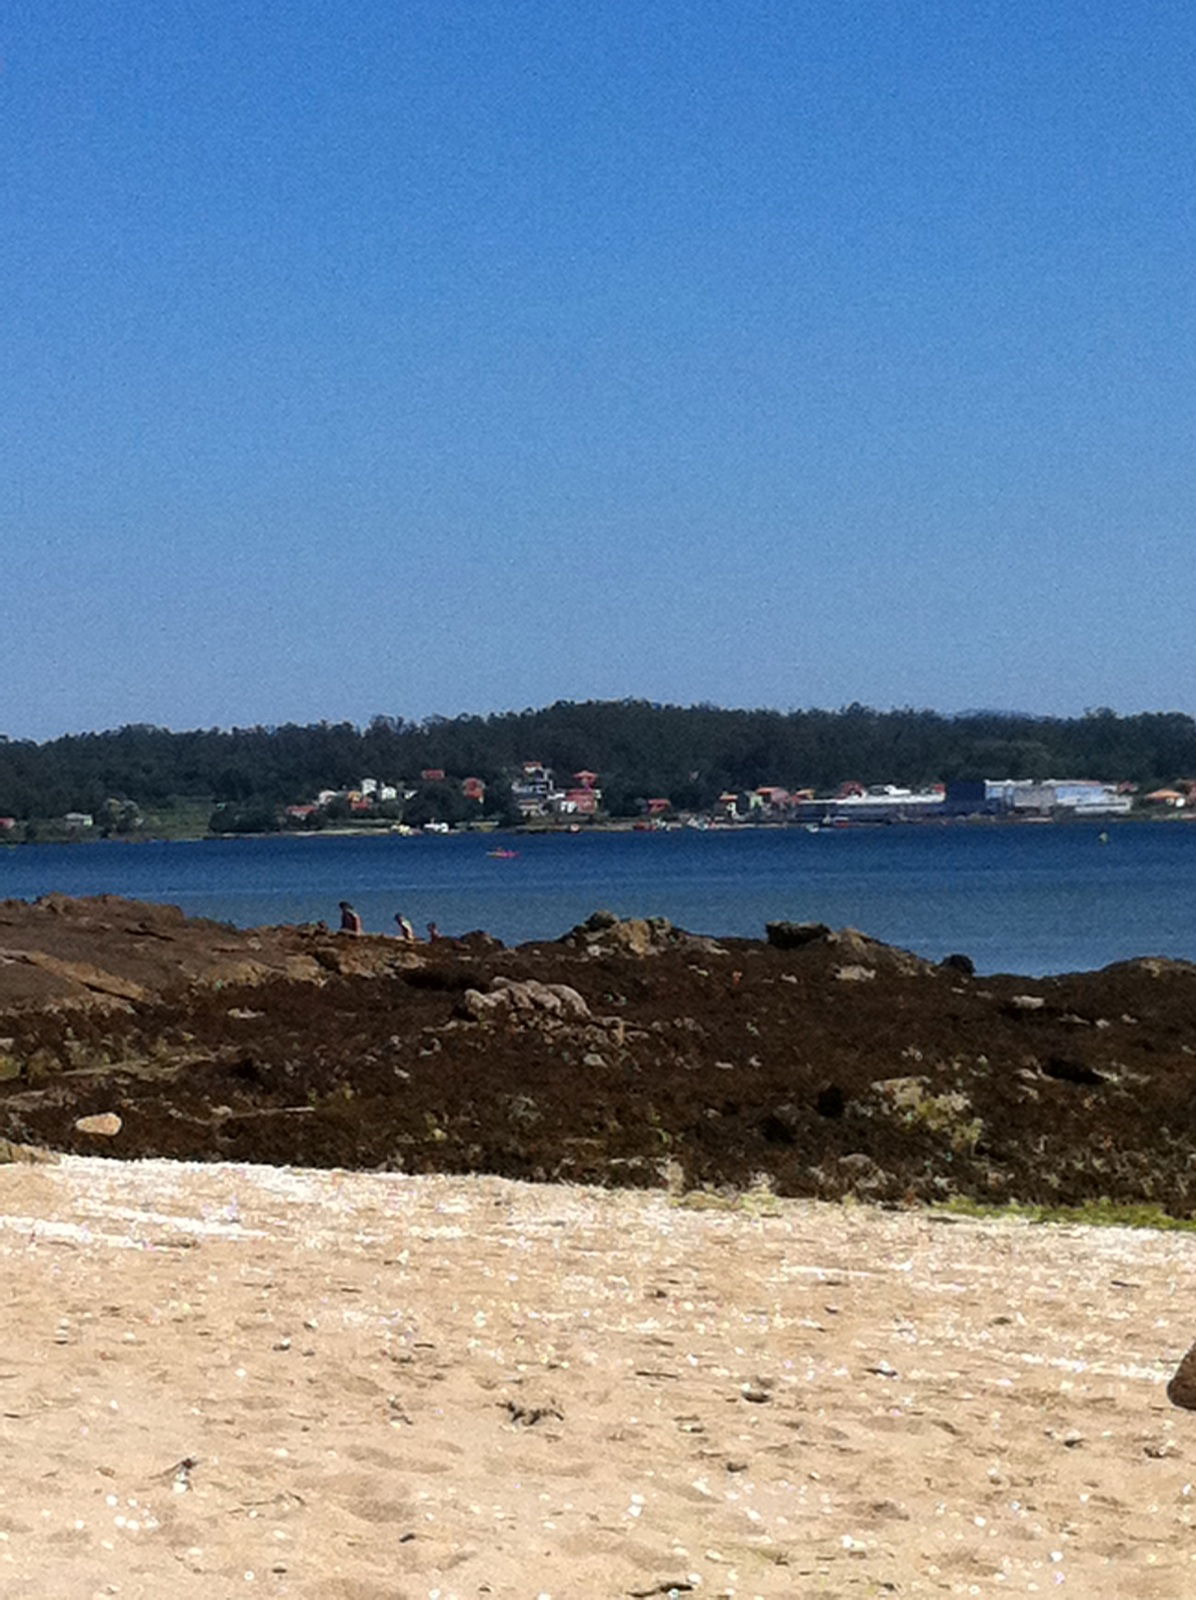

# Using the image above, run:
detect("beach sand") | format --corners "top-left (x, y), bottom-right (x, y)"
top-left (0, 1157), bottom-right (1193, 1598)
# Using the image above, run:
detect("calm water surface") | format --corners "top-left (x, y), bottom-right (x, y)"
top-left (1, 823), bottom-right (1192, 975)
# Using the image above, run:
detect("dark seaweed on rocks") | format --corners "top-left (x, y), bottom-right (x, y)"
top-left (2, 896), bottom-right (1196, 1214)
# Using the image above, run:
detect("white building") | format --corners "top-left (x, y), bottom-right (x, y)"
top-left (511, 761), bottom-right (556, 817)
top-left (828, 788), bottom-right (946, 819)
top-left (1010, 780), bottom-right (1130, 816)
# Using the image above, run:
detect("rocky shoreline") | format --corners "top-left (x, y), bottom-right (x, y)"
top-left (1, 894), bottom-right (1195, 1214)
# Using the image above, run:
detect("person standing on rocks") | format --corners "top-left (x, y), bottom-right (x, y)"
top-left (338, 901), bottom-right (363, 935)
top-left (394, 912), bottom-right (417, 942)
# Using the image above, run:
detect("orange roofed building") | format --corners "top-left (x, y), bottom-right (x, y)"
top-left (562, 770), bottom-right (601, 814)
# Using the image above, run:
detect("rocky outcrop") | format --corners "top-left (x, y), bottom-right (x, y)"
top-left (2, 896), bottom-right (1196, 1212)
top-left (0, 949), bottom-right (150, 1006)
top-left (765, 920), bottom-right (832, 949)
top-left (766, 921), bottom-right (932, 976)
top-left (458, 977), bottom-right (592, 1025)
top-left (563, 911), bottom-right (726, 959)
top-left (0, 896), bottom-right (417, 1009)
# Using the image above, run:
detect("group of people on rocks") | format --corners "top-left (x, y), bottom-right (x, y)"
top-left (338, 902), bottom-right (441, 942)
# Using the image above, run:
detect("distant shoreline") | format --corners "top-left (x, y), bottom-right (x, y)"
top-left (3, 808), bottom-right (1194, 851)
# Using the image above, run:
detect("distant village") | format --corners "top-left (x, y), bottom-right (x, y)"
top-left (224, 766), bottom-right (1196, 834)
top-left (7, 762), bottom-right (1196, 840)
top-left (279, 767), bottom-right (1196, 830)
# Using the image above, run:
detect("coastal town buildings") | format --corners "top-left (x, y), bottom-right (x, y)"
top-left (504, 763), bottom-right (601, 818)
top-left (1009, 780), bottom-right (1131, 816)
top-left (277, 755), bottom-right (1152, 834)
top-left (1143, 788), bottom-right (1187, 808)
top-left (358, 778), bottom-right (399, 802)
top-left (794, 785), bottom-right (946, 823)
top-left (943, 779), bottom-right (1130, 817)
top-left (750, 786), bottom-right (792, 818)
top-left (557, 770), bottom-right (602, 816)
top-left (511, 761), bottom-right (555, 817)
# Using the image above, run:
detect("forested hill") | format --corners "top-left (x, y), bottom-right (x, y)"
top-left (2, 701), bottom-right (1195, 819)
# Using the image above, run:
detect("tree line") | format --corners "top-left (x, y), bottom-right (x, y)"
top-left (1, 701), bottom-right (1194, 823)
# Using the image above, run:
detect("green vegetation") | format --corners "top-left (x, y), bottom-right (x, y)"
top-left (666, 1189), bottom-right (1196, 1231)
top-left (138, 798), bottom-right (220, 840)
top-left (671, 1186), bottom-right (784, 1217)
top-left (935, 1195), bottom-right (1196, 1231)
top-left (208, 799), bottom-right (282, 835)
top-left (1, 700), bottom-right (1195, 828)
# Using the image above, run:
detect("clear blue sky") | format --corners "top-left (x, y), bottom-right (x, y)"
top-left (4, 1), bottom-right (1195, 739)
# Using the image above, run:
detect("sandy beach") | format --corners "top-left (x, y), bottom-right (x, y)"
top-left (0, 1157), bottom-right (1193, 1598)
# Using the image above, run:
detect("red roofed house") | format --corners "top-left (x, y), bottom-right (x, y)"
top-left (421, 768), bottom-right (446, 783)
top-left (751, 786), bottom-right (791, 817)
top-left (561, 788), bottom-right (599, 815)
top-left (461, 776), bottom-right (486, 802)
top-left (561, 769), bottom-right (601, 815)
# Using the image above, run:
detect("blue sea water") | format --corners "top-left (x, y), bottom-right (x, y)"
top-left (0, 822), bottom-right (1192, 976)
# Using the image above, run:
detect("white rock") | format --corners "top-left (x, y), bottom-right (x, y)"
top-left (75, 1113), bottom-right (122, 1138)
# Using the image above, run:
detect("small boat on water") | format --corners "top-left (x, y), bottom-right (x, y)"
top-left (487, 847), bottom-right (520, 859)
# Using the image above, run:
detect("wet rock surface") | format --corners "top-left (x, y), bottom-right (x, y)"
top-left (1, 895), bottom-right (1196, 1208)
